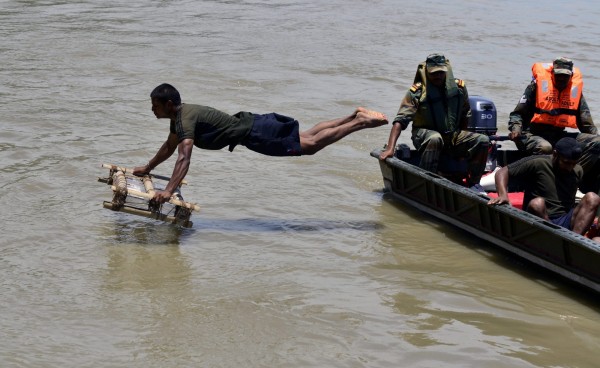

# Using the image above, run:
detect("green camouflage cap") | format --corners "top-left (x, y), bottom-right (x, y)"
top-left (426, 53), bottom-right (448, 73)
top-left (553, 57), bottom-right (573, 75)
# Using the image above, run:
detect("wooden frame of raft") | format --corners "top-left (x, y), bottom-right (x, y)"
top-left (98, 163), bottom-right (199, 227)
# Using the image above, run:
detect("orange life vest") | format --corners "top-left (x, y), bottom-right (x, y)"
top-left (530, 62), bottom-right (582, 129)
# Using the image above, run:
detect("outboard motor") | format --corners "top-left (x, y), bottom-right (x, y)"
top-left (467, 96), bottom-right (497, 136)
top-left (468, 95), bottom-right (499, 172)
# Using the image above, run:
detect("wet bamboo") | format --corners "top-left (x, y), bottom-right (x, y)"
top-left (103, 202), bottom-right (193, 228)
top-left (102, 163), bottom-right (188, 185)
top-left (110, 185), bottom-right (200, 212)
top-left (143, 175), bottom-right (155, 196)
top-left (113, 170), bottom-right (127, 193)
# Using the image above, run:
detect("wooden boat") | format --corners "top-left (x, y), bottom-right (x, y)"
top-left (370, 145), bottom-right (600, 293)
top-left (98, 164), bottom-right (199, 228)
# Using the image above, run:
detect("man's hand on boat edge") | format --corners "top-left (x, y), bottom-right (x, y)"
top-left (379, 147), bottom-right (395, 160)
top-left (488, 194), bottom-right (511, 206)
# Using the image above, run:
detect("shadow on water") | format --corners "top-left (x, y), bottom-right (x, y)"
top-left (101, 215), bottom-right (384, 245)
top-left (104, 219), bottom-right (193, 246)
top-left (193, 217), bottom-right (385, 233)
top-left (380, 192), bottom-right (600, 310)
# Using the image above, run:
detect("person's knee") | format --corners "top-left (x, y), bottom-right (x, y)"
top-left (582, 192), bottom-right (600, 208)
top-left (301, 143), bottom-right (318, 155)
top-left (584, 140), bottom-right (600, 155)
top-left (476, 134), bottom-right (490, 145)
top-left (424, 135), bottom-right (443, 150)
top-left (299, 137), bottom-right (318, 155)
top-left (526, 197), bottom-right (546, 215)
top-left (473, 135), bottom-right (490, 152)
top-left (528, 197), bottom-right (545, 207)
top-left (534, 141), bottom-right (553, 155)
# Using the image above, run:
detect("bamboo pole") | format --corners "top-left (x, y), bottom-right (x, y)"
top-left (110, 185), bottom-right (200, 212)
top-left (102, 163), bottom-right (188, 185)
top-left (143, 175), bottom-right (155, 197)
top-left (103, 202), bottom-right (193, 228)
top-left (113, 170), bottom-right (127, 194)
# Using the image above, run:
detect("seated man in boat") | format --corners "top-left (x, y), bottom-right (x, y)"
top-left (379, 53), bottom-right (490, 192)
top-left (488, 137), bottom-right (600, 241)
top-left (508, 57), bottom-right (600, 194)
top-left (133, 83), bottom-right (388, 204)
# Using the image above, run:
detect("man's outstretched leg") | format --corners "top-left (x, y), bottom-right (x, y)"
top-left (571, 192), bottom-right (600, 235)
top-left (299, 108), bottom-right (388, 155)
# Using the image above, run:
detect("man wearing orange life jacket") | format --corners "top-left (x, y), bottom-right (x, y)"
top-left (508, 57), bottom-right (600, 194)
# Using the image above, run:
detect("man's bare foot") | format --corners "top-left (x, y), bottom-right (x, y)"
top-left (356, 108), bottom-right (388, 127)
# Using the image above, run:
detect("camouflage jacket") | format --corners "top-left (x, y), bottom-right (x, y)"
top-left (392, 80), bottom-right (471, 132)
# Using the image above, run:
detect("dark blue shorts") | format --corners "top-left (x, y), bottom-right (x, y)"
top-left (241, 113), bottom-right (302, 156)
top-left (550, 208), bottom-right (574, 230)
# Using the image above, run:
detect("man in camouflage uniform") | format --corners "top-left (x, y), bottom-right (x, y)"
top-left (508, 57), bottom-right (600, 193)
top-left (379, 53), bottom-right (490, 190)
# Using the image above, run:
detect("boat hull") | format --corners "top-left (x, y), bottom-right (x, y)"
top-left (371, 149), bottom-right (600, 293)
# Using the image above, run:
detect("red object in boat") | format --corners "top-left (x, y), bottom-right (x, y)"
top-left (487, 192), bottom-right (524, 210)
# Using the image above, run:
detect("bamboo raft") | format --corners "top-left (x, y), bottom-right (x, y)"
top-left (98, 164), bottom-right (199, 227)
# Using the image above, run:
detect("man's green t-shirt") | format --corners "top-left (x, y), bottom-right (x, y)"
top-left (507, 155), bottom-right (583, 217)
top-left (170, 104), bottom-right (254, 151)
